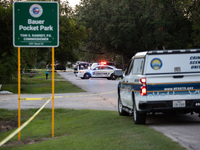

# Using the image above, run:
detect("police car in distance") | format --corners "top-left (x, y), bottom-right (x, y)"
top-left (77, 65), bottom-right (123, 80)
top-left (74, 62), bottom-right (90, 76)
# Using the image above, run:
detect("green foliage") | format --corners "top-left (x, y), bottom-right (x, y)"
top-left (76, 0), bottom-right (194, 60)
top-left (0, 0), bottom-right (89, 83)
top-left (53, 1), bottom-right (90, 65)
top-left (1, 69), bottom-right (85, 94)
top-left (187, 0), bottom-right (200, 47)
top-left (0, 2), bottom-right (17, 84)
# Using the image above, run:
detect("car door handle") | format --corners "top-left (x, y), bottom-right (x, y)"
top-left (173, 75), bottom-right (184, 78)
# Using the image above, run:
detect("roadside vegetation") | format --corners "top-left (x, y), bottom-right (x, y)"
top-left (0, 109), bottom-right (185, 150)
top-left (0, 69), bottom-right (85, 94)
top-left (0, 0), bottom-right (89, 84)
top-left (2, 0), bottom-right (200, 84)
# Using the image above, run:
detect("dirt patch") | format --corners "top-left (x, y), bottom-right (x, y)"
top-left (0, 120), bottom-right (18, 132)
top-left (1, 135), bottom-right (69, 147)
top-left (1, 137), bottom-right (54, 147)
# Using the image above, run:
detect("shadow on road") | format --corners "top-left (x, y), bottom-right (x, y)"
top-left (146, 113), bottom-right (200, 125)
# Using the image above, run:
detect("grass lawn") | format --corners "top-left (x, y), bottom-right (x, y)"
top-left (0, 109), bottom-right (185, 150)
top-left (1, 69), bottom-right (85, 94)
top-left (0, 69), bottom-right (185, 149)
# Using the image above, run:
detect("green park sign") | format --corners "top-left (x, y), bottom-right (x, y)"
top-left (13, 1), bottom-right (59, 47)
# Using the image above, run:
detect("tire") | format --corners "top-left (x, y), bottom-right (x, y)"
top-left (84, 73), bottom-right (91, 79)
top-left (133, 101), bottom-right (146, 124)
top-left (118, 96), bottom-right (129, 116)
top-left (110, 74), bottom-right (116, 80)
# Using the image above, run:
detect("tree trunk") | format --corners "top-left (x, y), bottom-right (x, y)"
top-left (122, 54), bottom-right (124, 71)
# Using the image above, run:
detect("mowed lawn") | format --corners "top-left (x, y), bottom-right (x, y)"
top-left (1, 69), bottom-right (85, 94)
top-left (0, 109), bottom-right (185, 150)
top-left (0, 69), bottom-right (185, 149)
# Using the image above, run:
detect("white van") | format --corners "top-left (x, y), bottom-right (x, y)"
top-left (118, 49), bottom-right (200, 124)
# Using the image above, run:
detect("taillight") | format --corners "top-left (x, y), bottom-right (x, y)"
top-left (140, 78), bottom-right (146, 83)
top-left (140, 78), bottom-right (147, 96)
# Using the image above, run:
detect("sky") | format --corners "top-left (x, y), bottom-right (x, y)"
top-left (67, 0), bottom-right (81, 8)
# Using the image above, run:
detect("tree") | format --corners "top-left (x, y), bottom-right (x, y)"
top-left (44, 1), bottom-right (90, 65)
top-left (0, 1), bottom-right (17, 83)
top-left (76, 0), bottom-right (193, 61)
top-left (0, 0), bottom-right (89, 83)
top-left (186, 0), bottom-right (200, 47)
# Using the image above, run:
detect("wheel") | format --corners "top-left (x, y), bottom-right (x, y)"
top-left (110, 74), bottom-right (116, 80)
top-left (118, 96), bottom-right (129, 116)
top-left (133, 101), bottom-right (146, 124)
top-left (84, 73), bottom-right (91, 79)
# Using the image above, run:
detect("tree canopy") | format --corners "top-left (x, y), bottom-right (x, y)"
top-left (75, 0), bottom-right (198, 60)
top-left (1, 0), bottom-right (200, 83)
top-left (0, 0), bottom-right (89, 83)
top-left (0, 0), bottom-right (17, 83)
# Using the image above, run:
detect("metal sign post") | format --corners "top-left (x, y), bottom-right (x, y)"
top-left (18, 47), bottom-right (21, 141)
top-left (52, 47), bottom-right (55, 138)
top-left (13, 1), bottom-right (59, 140)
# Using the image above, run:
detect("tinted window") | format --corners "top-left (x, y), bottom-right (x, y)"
top-left (104, 66), bottom-right (113, 70)
top-left (125, 59), bottom-right (134, 75)
top-left (132, 58), bottom-right (144, 75)
top-left (93, 66), bottom-right (101, 70)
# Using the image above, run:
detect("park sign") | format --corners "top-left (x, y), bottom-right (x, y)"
top-left (13, 1), bottom-right (59, 47)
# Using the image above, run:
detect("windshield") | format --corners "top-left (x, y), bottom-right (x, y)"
top-left (79, 64), bottom-right (89, 70)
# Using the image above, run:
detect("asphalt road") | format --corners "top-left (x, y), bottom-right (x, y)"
top-left (1, 69), bottom-right (200, 150)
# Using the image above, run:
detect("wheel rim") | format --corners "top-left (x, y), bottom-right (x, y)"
top-left (85, 74), bottom-right (89, 78)
top-left (112, 75), bottom-right (116, 80)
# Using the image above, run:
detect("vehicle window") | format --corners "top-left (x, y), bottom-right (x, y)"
top-left (79, 64), bottom-right (89, 70)
top-left (125, 58), bottom-right (134, 75)
top-left (132, 58), bottom-right (144, 75)
top-left (105, 66), bottom-right (113, 70)
top-left (93, 67), bottom-right (100, 70)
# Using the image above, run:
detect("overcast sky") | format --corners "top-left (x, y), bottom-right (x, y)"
top-left (67, 0), bottom-right (80, 8)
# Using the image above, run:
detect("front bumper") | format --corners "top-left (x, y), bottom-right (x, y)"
top-left (138, 100), bottom-right (200, 113)
top-left (77, 73), bottom-right (84, 78)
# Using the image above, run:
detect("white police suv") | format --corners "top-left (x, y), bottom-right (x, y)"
top-left (77, 65), bottom-right (122, 80)
top-left (118, 49), bottom-right (200, 124)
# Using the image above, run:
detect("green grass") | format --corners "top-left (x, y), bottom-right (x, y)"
top-left (0, 109), bottom-right (185, 150)
top-left (1, 69), bottom-right (84, 94)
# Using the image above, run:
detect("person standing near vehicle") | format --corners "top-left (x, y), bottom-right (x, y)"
top-left (46, 67), bottom-right (50, 79)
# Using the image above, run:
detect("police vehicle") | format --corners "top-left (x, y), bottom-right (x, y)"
top-left (118, 49), bottom-right (200, 124)
top-left (77, 65), bottom-right (122, 80)
top-left (74, 62), bottom-right (90, 76)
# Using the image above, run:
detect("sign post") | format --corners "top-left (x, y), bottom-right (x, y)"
top-left (18, 47), bottom-right (21, 141)
top-left (13, 1), bottom-right (59, 140)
